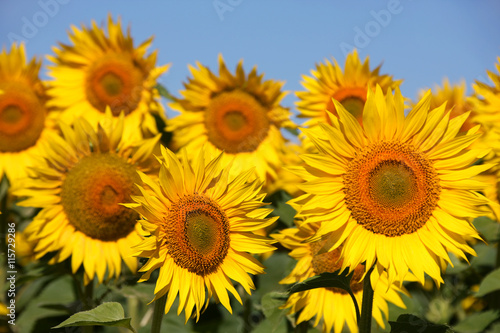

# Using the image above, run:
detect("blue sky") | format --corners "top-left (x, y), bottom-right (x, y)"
top-left (1, 0), bottom-right (500, 120)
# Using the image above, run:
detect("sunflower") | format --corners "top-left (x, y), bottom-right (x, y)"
top-left (468, 59), bottom-right (500, 219)
top-left (476, 170), bottom-right (500, 220)
top-left (469, 57), bottom-right (500, 132)
top-left (167, 55), bottom-right (295, 186)
top-left (14, 113), bottom-right (161, 284)
top-left (266, 142), bottom-right (305, 198)
top-left (0, 43), bottom-right (58, 182)
top-left (15, 230), bottom-right (37, 266)
top-left (422, 78), bottom-right (476, 132)
top-left (0, 302), bottom-right (6, 316)
top-left (290, 86), bottom-right (492, 287)
top-left (124, 146), bottom-right (277, 321)
top-left (296, 50), bottom-right (401, 127)
top-left (273, 223), bottom-right (407, 333)
top-left (47, 16), bottom-right (169, 140)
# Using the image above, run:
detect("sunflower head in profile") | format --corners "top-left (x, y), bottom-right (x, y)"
top-left (47, 15), bottom-right (169, 140)
top-left (419, 78), bottom-right (476, 132)
top-left (14, 112), bottom-right (161, 284)
top-left (124, 145), bottom-right (277, 322)
top-left (476, 167), bottom-right (500, 221)
top-left (167, 55), bottom-right (295, 186)
top-left (0, 43), bottom-right (59, 182)
top-left (467, 59), bottom-right (500, 218)
top-left (273, 222), bottom-right (407, 333)
top-left (290, 85), bottom-right (492, 286)
top-left (469, 57), bottom-right (500, 133)
top-left (296, 49), bottom-right (401, 128)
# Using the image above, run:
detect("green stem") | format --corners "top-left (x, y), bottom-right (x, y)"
top-left (128, 296), bottom-right (140, 332)
top-left (84, 281), bottom-right (95, 309)
top-left (83, 281), bottom-right (94, 333)
top-left (151, 294), bottom-right (167, 333)
top-left (242, 292), bottom-right (252, 333)
top-left (496, 235), bottom-right (500, 268)
top-left (295, 319), bottom-right (309, 333)
top-left (71, 274), bottom-right (85, 304)
top-left (491, 241), bottom-right (500, 310)
top-left (358, 264), bottom-right (375, 333)
top-left (347, 288), bottom-right (361, 324)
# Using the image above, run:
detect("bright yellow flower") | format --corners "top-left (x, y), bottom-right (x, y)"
top-left (273, 223), bottom-right (407, 333)
top-left (168, 55), bottom-right (295, 187)
top-left (0, 302), bottom-right (7, 316)
top-left (14, 230), bottom-right (37, 266)
top-left (296, 50), bottom-right (401, 127)
top-left (467, 59), bottom-right (500, 219)
top-left (421, 78), bottom-right (476, 132)
top-left (125, 146), bottom-right (277, 321)
top-left (476, 171), bottom-right (500, 220)
top-left (0, 43), bottom-right (58, 182)
top-left (266, 142), bottom-right (305, 198)
top-left (47, 16), bottom-right (169, 140)
top-left (14, 113), bottom-right (160, 284)
top-left (290, 86), bottom-right (491, 286)
top-left (469, 57), bottom-right (500, 132)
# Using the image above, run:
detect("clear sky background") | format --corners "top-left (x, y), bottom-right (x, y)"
top-left (1, 0), bottom-right (500, 121)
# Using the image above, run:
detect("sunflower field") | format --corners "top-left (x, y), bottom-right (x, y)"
top-left (2, 12), bottom-right (500, 333)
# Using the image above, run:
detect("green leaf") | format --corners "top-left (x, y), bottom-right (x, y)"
top-left (17, 275), bottom-right (76, 333)
top-left (258, 252), bottom-right (293, 296)
top-left (40, 303), bottom-right (73, 314)
top-left (453, 310), bottom-right (500, 333)
top-left (389, 314), bottom-right (450, 333)
top-left (284, 127), bottom-right (299, 136)
top-left (476, 267), bottom-right (500, 297)
top-left (288, 270), bottom-right (353, 295)
top-left (112, 282), bottom-right (156, 303)
top-left (471, 243), bottom-right (496, 268)
top-left (473, 216), bottom-right (500, 242)
top-left (446, 253), bottom-right (470, 275)
top-left (268, 190), bottom-right (296, 228)
top-left (155, 83), bottom-right (176, 101)
top-left (216, 305), bottom-right (244, 333)
top-left (260, 292), bottom-right (287, 318)
top-left (275, 202), bottom-right (295, 228)
top-left (487, 322), bottom-right (500, 333)
top-left (253, 292), bottom-right (288, 333)
top-left (53, 302), bottom-right (136, 333)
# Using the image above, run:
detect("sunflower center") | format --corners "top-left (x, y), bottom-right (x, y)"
top-left (205, 90), bottom-right (270, 154)
top-left (61, 153), bottom-right (140, 241)
top-left (326, 87), bottom-right (367, 124)
top-left (186, 212), bottom-right (220, 255)
top-left (370, 162), bottom-right (416, 209)
top-left (224, 111), bottom-right (247, 131)
top-left (85, 54), bottom-right (144, 116)
top-left (0, 83), bottom-right (46, 152)
top-left (101, 185), bottom-right (119, 205)
top-left (310, 241), bottom-right (364, 294)
top-left (165, 194), bottom-right (230, 276)
top-left (344, 141), bottom-right (441, 237)
top-left (2, 105), bottom-right (23, 123)
top-left (340, 96), bottom-right (365, 120)
top-left (101, 72), bottom-right (124, 97)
